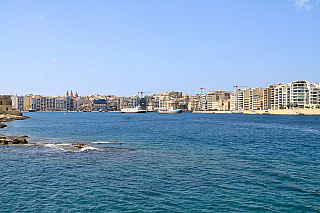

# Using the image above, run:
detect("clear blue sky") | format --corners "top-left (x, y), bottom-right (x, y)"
top-left (1, 0), bottom-right (319, 96)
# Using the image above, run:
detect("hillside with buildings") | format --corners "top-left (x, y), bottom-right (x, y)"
top-left (2, 80), bottom-right (320, 113)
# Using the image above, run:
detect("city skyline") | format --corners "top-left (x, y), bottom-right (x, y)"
top-left (8, 79), bottom-right (320, 113)
top-left (5, 78), bottom-right (320, 98)
top-left (1, 1), bottom-right (319, 96)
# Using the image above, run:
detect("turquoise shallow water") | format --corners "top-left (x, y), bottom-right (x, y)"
top-left (1, 112), bottom-right (320, 212)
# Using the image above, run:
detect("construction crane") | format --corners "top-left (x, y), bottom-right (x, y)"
top-left (138, 91), bottom-right (153, 98)
top-left (233, 85), bottom-right (248, 90)
top-left (200, 87), bottom-right (206, 94)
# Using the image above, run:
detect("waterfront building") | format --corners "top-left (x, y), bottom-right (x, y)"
top-left (0, 95), bottom-right (12, 112)
top-left (11, 95), bottom-right (27, 111)
top-left (205, 90), bottom-right (231, 111)
top-left (93, 99), bottom-right (107, 111)
top-left (55, 97), bottom-right (66, 111)
top-left (119, 97), bottom-right (127, 110)
top-left (17, 96), bottom-right (24, 111)
top-left (11, 95), bottom-right (17, 110)
top-left (238, 80), bottom-right (320, 110)
top-left (158, 97), bottom-right (166, 110)
top-left (35, 96), bottom-right (47, 111)
top-left (23, 95), bottom-right (33, 111)
top-left (309, 83), bottom-right (319, 106)
top-left (46, 97), bottom-right (56, 111)
top-left (188, 94), bottom-right (202, 111)
top-left (30, 98), bottom-right (36, 111)
top-left (263, 86), bottom-right (272, 110)
top-left (289, 80), bottom-right (309, 108)
top-left (201, 94), bottom-right (207, 110)
top-left (235, 88), bottom-right (250, 111)
top-left (66, 96), bottom-right (74, 111)
top-left (229, 93), bottom-right (236, 111)
top-left (139, 98), bottom-right (147, 110)
top-left (249, 88), bottom-right (264, 110)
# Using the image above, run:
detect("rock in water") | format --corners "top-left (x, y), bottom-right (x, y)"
top-left (0, 135), bottom-right (28, 145)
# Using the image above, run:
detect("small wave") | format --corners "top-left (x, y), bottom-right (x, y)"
top-left (79, 146), bottom-right (101, 152)
top-left (43, 143), bottom-right (68, 151)
top-left (42, 143), bottom-right (102, 152)
top-left (92, 141), bottom-right (124, 144)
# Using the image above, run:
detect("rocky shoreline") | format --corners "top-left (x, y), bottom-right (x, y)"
top-left (0, 113), bottom-right (30, 145)
top-left (0, 134), bottom-right (29, 145)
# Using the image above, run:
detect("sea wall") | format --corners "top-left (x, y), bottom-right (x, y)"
top-left (1, 111), bottom-right (23, 116)
top-left (253, 109), bottom-right (320, 115)
top-left (193, 109), bottom-right (320, 115)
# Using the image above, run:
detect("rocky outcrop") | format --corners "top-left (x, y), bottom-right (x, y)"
top-left (0, 114), bottom-right (29, 123)
top-left (0, 113), bottom-right (30, 144)
top-left (0, 134), bottom-right (28, 145)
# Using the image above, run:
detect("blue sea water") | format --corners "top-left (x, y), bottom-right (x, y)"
top-left (1, 112), bottom-right (320, 212)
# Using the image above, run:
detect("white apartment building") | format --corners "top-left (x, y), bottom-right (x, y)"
top-left (237, 80), bottom-right (320, 110)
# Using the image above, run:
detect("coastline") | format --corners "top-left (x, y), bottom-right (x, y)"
top-left (0, 112), bottom-right (30, 145)
top-left (193, 108), bottom-right (320, 115)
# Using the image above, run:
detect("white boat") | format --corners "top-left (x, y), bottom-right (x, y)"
top-left (121, 106), bottom-right (146, 113)
top-left (288, 109), bottom-right (301, 115)
top-left (231, 111), bottom-right (243, 114)
top-left (288, 112), bottom-right (301, 115)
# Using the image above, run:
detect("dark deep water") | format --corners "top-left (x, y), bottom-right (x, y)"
top-left (1, 112), bottom-right (319, 212)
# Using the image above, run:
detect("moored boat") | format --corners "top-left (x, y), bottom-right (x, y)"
top-left (121, 106), bottom-right (146, 113)
top-left (231, 111), bottom-right (243, 114)
top-left (288, 112), bottom-right (301, 115)
top-left (158, 107), bottom-right (182, 114)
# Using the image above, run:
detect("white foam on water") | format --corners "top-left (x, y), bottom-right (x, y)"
top-left (43, 143), bottom-right (68, 151)
top-left (42, 143), bottom-right (102, 152)
top-left (92, 141), bottom-right (124, 144)
top-left (79, 146), bottom-right (101, 152)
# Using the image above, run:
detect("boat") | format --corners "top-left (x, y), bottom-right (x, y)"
top-left (288, 112), bottom-right (301, 115)
top-left (288, 109), bottom-right (301, 115)
top-left (158, 107), bottom-right (182, 114)
top-left (231, 111), bottom-right (243, 114)
top-left (121, 106), bottom-right (146, 113)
